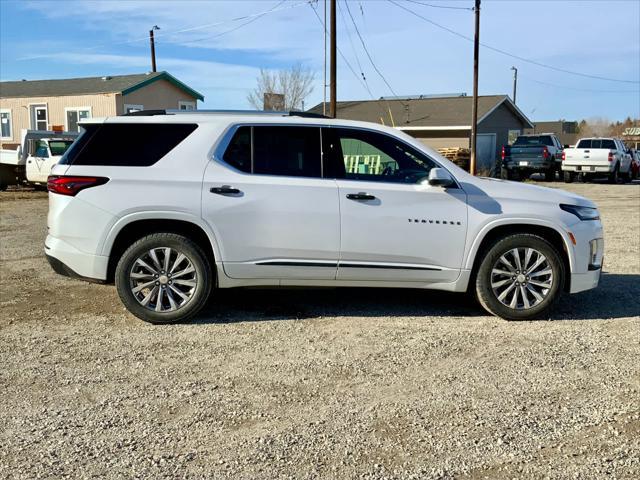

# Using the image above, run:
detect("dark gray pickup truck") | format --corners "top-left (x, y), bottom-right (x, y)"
top-left (500, 134), bottom-right (564, 181)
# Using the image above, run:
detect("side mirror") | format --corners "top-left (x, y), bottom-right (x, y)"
top-left (427, 168), bottom-right (455, 188)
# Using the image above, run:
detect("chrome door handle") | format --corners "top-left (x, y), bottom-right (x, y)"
top-left (346, 192), bottom-right (376, 201)
top-left (210, 185), bottom-right (241, 195)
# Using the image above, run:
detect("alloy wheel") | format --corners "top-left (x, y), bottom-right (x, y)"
top-left (128, 247), bottom-right (198, 313)
top-left (490, 247), bottom-right (554, 310)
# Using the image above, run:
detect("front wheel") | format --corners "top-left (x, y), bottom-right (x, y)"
top-left (475, 234), bottom-right (565, 320)
top-left (115, 233), bottom-right (213, 324)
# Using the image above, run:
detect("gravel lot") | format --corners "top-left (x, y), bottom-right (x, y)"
top-left (1, 182), bottom-right (639, 479)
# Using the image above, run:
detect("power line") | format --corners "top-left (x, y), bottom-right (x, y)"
top-left (343, 0), bottom-right (406, 102)
top-left (519, 74), bottom-right (639, 94)
top-left (17, 1), bottom-right (309, 61)
top-left (337, 0), bottom-right (375, 99)
top-left (404, 0), bottom-right (473, 11)
top-left (389, 0), bottom-right (640, 84)
top-left (309, 2), bottom-right (371, 97)
top-left (176, 0), bottom-right (287, 46)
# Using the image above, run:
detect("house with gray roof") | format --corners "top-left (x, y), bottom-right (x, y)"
top-left (309, 94), bottom-right (533, 170)
top-left (0, 71), bottom-right (203, 148)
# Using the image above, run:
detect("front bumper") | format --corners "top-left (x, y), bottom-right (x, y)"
top-left (570, 268), bottom-right (601, 294)
top-left (45, 235), bottom-right (108, 281)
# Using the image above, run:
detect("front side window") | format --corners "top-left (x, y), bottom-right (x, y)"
top-left (0, 110), bottom-right (12, 139)
top-left (220, 126), bottom-right (322, 178)
top-left (327, 128), bottom-right (437, 184)
top-left (35, 141), bottom-right (49, 158)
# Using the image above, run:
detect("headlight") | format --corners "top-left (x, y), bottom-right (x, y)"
top-left (560, 204), bottom-right (600, 221)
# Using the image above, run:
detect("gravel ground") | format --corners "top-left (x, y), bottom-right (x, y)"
top-left (0, 182), bottom-right (639, 479)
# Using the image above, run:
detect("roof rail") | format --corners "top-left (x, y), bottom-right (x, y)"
top-left (120, 109), bottom-right (329, 118)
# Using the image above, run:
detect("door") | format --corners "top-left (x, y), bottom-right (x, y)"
top-left (27, 140), bottom-right (50, 183)
top-left (324, 127), bottom-right (468, 283)
top-left (476, 133), bottom-right (497, 171)
top-left (30, 105), bottom-right (48, 131)
top-left (202, 125), bottom-right (340, 280)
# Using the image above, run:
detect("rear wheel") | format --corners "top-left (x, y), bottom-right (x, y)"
top-left (475, 234), bottom-right (565, 320)
top-left (544, 166), bottom-right (555, 182)
top-left (500, 167), bottom-right (511, 180)
top-left (563, 171), bottom-right (574, 183)
top-left (608, 164), bottom-right (619, 184)
top-left (115, 233), bottom-right (213, 324)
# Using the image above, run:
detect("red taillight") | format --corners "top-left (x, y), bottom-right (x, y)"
top-left (608, 151), bottom-right (614, 162)
top-left (47, 175), bottom-right (109, 196)
top-left (501, 146), bottom-right (506, 160)
top-left (561, 151), bottom-right (566, 161)
top-left (542, 146), bottom-right (549, 159)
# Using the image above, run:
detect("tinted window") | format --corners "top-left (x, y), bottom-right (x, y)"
top-left (513, 135), bottom-right (554, 146)
top-left (253, 126), bottom-right (321, 177)
top-left (223, 126), bottom-right (251, 173)
top-left (577, 139), bottom-right (617, 149)
top-left (49, 140), bottom-right (73, 156)
top-left (327, 128), bottom-right (437, 184)
top-left (60, 123), bottom-right (198, 166)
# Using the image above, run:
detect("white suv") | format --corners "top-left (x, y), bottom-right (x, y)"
top-left (45, 111), bottom-right (604, 323)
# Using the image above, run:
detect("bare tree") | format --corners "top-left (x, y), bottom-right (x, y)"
top-left (247, 65), bottom-right (315, 111)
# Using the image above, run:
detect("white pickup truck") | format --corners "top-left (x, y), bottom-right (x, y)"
top-left (561, 137), bottom-right (632, 183)
top-left (0, 130), bottom-right (78, 189)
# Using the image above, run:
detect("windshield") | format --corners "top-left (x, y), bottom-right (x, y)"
top-left (513, 135), bottom-right (554, 146)
top-left (48, 140), bottom-right (74, 156)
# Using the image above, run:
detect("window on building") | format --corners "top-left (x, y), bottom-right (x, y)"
top-left (66, 108), bottom-right (92, 132)
top-left (31, 105), bottom-right (48, 130)
top-left (508, 129), bottom-right (520, 144)
top-left (0, 109), bottom-right (11, 139)
top-left (178, 101), bottom-right (196, 111)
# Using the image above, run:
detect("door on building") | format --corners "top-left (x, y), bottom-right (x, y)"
top-left (30, 105), bottom-right (48, 131)
top-left (66, 108), bottom-right (91, 132)
top-left (476, 133), bottom-right (497, 171)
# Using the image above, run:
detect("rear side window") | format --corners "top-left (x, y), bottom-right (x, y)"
top-left (220, 125), bottom-right (322, 178)
top-left (253, 126), bottom-right (321, 177)
top-left (60, 123), bottom-right (198, 166)
top-left (223, 126), bottom-right (251, 173)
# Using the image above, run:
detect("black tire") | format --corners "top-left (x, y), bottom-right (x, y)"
top-left (475, 234), bottom-right (565, 320)
top-left (0, 180), bottom-right (7, 191)
top-left (563, 171), bottom-right (573, 183)
top-left (544, 166), bottom-right (555, 182)
top-left (115, 233), bottom-right (213, 324)
top-left (500, 167), bottom-right (510, 180)
top-left (608, 164), bottom-right (619, 184)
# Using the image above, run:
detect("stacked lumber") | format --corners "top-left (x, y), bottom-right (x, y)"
top-left (437, 147), bottom-right (470, 170)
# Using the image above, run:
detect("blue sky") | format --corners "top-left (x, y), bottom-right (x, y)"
top-left (1, 0), bottom-right (639, 121)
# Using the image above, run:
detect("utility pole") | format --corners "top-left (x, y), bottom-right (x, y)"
top-left (469, 0), bottom-right (480, 176)
top-left (510, 66), bottom-right (518, 104)
top-left (329, 0), bottom-right (337, 118)
top-left (323, 0), bottom-right (327, 116)
top-left (149, 25), bottom-right (160, 72)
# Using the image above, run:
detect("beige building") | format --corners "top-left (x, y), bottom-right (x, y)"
top-left (0, 71), bottom-right (204, 148)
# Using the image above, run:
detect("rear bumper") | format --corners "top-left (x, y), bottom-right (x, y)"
top-left (45, 235), bottom-right (108, 281)
top-left (503, 161), bottom-right (554, 171)
top-left (562, 165), bottom-right (612, 173)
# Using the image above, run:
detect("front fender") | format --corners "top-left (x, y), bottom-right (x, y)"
top-left (463, 217), bottom-right (575, 272)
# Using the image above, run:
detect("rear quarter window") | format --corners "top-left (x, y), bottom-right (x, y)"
top-left (60, 123), bottom-right (198, 166)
